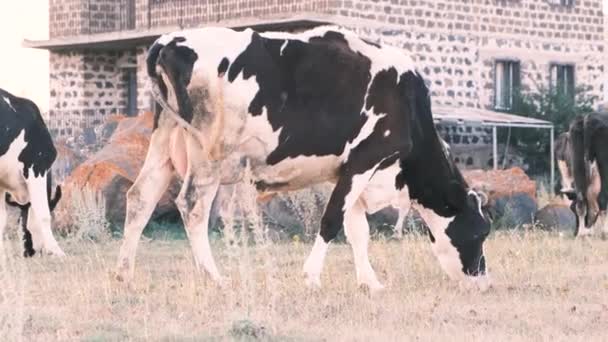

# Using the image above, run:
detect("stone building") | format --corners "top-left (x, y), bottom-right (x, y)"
top-left (27, 0), bottom-right (605, 169)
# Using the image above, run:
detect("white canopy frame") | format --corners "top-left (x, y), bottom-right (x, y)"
top-left (432, 106), bottom-right (555, 191)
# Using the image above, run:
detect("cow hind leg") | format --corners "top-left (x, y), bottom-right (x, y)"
top-left (175, 170), bottom-right (222, 283)
top-left (115, 130), bottom-right (174, 282)
top-left (303, 168), bottom-right (377, 288)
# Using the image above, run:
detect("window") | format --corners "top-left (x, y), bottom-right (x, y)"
top-left (126, 68), bottom-right (138, 116)
top-left (494, 60), bottom-right (520, 110)
top-left (550, 64), bottom-right (575, 100)
top-left (548, 0), bottom-right (574, 6)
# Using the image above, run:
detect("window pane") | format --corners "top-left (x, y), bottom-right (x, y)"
top-left (506, 62), bottom-right (512, 108)
top-left (495, 62), bottom-right (505, 108)
top-left (566, 66), bottom-right (575, 99)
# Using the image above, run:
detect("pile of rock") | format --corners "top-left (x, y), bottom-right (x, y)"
top-left (53, 114), bottom-right (576, 238)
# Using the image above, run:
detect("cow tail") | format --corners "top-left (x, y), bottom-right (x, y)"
top-left (147, 42), bottom-right (206, 146)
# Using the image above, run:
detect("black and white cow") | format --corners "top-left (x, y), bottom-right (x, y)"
top-left (0, 88), bottom-right (65, 256)
top-left (559, 113), bottom-right (608, 236)
top-left (114, 26), bottom-right (491, 291)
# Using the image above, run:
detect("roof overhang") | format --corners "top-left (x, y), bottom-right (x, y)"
top-left (432, 105), bottom-right (553, 129)
top-left (23, 14), bottom-right (335, 51)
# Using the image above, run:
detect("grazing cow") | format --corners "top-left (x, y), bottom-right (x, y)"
top-left (560, 113), bottom-right (608, 236)
top-left (114, 26), bottom-right (491, 291)
top-left (0, 88), bottom-right (65, 256)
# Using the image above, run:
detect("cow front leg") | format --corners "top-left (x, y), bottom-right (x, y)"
top-left (26, 172), bottom-right (64, 256)
top-left (303, 167), bottom-right (377, 288)
top-left (175, 172), bottom-right (222, 283)
top-left (345, 199), bottom-right (384, 291)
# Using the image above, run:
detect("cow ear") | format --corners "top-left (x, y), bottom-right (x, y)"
top-left (446, 181), bottom-right (467, 210)
top-left (477, 191), bottom-right (489, 207)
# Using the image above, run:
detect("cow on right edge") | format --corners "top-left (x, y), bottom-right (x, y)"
top-left (557, 113), bottom-right (608, 237)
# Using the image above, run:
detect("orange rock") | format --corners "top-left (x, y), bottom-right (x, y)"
top-left (55, 112), bottom-right (179, 231)
top-left (463, 167), bottom-right (537, 201)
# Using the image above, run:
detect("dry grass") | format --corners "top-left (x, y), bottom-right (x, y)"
top-left (0, 229), bottom-right (604, 341)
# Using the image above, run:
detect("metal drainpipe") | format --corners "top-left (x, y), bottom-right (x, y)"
top-left (550, 126), bottom-right (555, 194)
top-left (493, 125), bottom-right (498, 170)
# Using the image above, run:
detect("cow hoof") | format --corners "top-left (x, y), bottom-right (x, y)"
top-left (358, 281), bottom-right (385, 294)
top-left (46, 248), bottom-right (66, 257)
top-left (114, 271), bottom-right (131, 283)
top-left (113, 267), bottom-right (133, 283)
top-left (465, 274), bottom-right (493, 293)
top-left (304, 273), bottom-right (322, 289)
top-left (576, 228), bottom-right (594, 238)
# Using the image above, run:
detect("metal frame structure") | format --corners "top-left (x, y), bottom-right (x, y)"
top-left (432, 106), bottom-right (555, 191)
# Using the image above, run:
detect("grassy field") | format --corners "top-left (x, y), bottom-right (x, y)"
top-left (0, 230), bottom-right (607, 341)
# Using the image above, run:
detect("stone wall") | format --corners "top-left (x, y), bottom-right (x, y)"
top-left (49, 49), bottom-right (136, 138)
top-left (46, 0), bottom-right (605, 160)
top-left (49, 0), bottom-right (86, 38)
top-left (332, 0), bottom-right (604, 110)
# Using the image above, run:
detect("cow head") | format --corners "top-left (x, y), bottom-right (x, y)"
top-left (442, 184), bottom-right (491, 290)
top-left (405, 175), bottom-right (492, 291)
top-left (560, 189), bottom-right (598, 237)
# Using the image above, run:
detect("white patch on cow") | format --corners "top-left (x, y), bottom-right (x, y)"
top-left (302, 235), bottom-right (329, 288)
top-left (557, 160), bottom-right (574, 192)
top-left (26, 170), bottom-right (65, 256)
top-left (577, 216), bottom-right (593, 237)
top-left (2, 96), bottom-right (15, 112)
top-left (0, 130), bottom-right (29, 200)
top-left (343, 112), bottom-right (386, 162)
top-left (360, 162), bottom-right (402, 213)
top-left (384, 130), bottom-right (390, 137)
top-left (280, 40), bottom-right (288, 56)
top-left (414, 205), bottom-right (463, 280)
top-left (440, 137), bottom-right (451, 155)
top-left (344, 200), bottom-right (384, 291)
top-left (468, 190), bottom-right (483, 218)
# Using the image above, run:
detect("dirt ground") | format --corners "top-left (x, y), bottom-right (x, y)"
top-left (1, 231), bottom-right (607, 341)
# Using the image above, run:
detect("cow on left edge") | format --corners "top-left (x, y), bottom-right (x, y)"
top-left (0, 87), bottom-right (65, 257)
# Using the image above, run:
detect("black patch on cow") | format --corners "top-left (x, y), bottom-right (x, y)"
top-left (0, 88), bottom-right (57, 178)
top-left (225, 31), bottom-right (372, 165)
top-left (155, 37), bottom-right (199, 124)
top-left (218, 57), bottom-right (230, 76)
top-left (396, 72), bottom-right (467, 217)
top-left (153, 76), bottom-right (168, 130)
top-left (146, 41), bottom-right (168, 130)
top-left (254, 180), bottom-right (289, 192)
top-left (146, 42), bottom-right (165, 79)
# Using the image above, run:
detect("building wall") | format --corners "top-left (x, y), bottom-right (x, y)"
top-left (49, 49), bottom-right (136, 137)
top-left (46, 0), bottom-right (605, 167)
top-left (333, 0), bottom-right (604, 110)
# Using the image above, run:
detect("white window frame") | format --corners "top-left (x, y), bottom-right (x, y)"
top-left (494, 60), bottom-right (520, 111)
